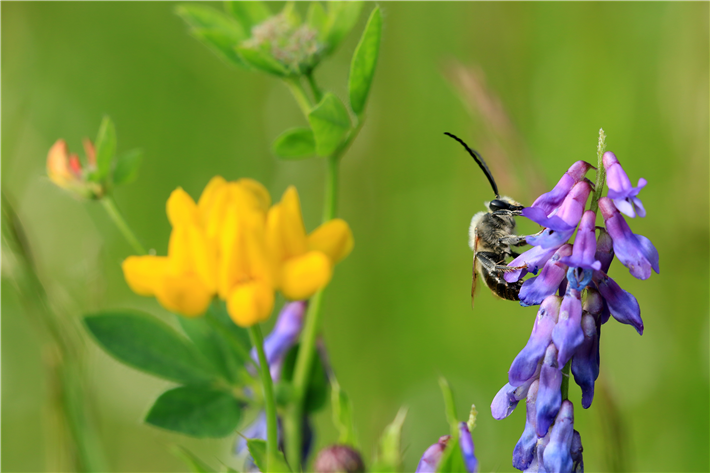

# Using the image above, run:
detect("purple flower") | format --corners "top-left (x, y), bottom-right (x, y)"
top-left (552, 289), bottom-right (584, 368)
top-left (599, 198), bottom-right (659, 280)
top-left (571, 314), bottom-right (599, 409)
top-left (560, 211), bottom-right (601, 271)
top-left (519, 245), bottom-right (572, 307)
top-left (415, 435), bottom-right (450, 473)
top-left (513, 379), bottom-right (539, 470)
top-left (525, 181), bottom-right (592, 249)
top-left (594, 228), bottom-right (614, 274)
top-left (506, 245), bottom-right (558, 283)
top-left (536, 344), bottom-right (562, 438)
top-left (251, 301), bottom-right (307, 379)
top-left (492, 364), bottom-right (541, 420)
top-left (593, 270), bottom-right (644, 335)
top-left (523, 435), bottom-right (550, 473)
top-left (459, 422), bottom-right (480, 473)
top-left (531, 161), bottom-right (595, 216)
top-left (509, 296), bottom-right (562, 386)
top-left (571, 430), bottom-right (584, 473)
top-left (603, 152), bottom-right (647, 218)
top-left (542, 401), bottom-right (575, 473)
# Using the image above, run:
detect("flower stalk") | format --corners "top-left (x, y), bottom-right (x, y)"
top-left (589, 128), bottom-right (607, 214)
top-left (249, 324), bottom-right (279, 472)
top-left (101, 195), bottom-right (146, 255)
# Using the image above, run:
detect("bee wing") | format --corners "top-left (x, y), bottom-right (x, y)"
top-left (471, 228), bottom-right (479, 309)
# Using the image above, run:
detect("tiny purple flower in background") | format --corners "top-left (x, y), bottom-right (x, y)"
top-left (531, 161), bottom-right (595, 216)
top-left (416, 424), bottom-right (479, 473)
top-left (416, 436), bottom-right (450, 473)
top-left (459, 422), bottom-right (480, 473)
top-left (603, 151), bottom-right (647, 218)
top-left (599, 197), bottom-right (659, 280)
top-left (252, 300), bottom-right (307, 379)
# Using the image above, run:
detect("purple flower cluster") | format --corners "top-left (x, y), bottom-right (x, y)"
top-left (492, 152), bottom-right (658, 472)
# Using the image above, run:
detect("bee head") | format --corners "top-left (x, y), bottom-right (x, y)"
top-left (487, 196), bottom-right (524, 213)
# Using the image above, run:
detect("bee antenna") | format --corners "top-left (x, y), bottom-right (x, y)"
top-left (444, 132), bottom-right (499, 197)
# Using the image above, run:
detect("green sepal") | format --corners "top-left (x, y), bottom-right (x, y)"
top-left (94, 116), bottom-right (116, 182)
top-left (307, 2), bottom-right (328, 33)
top-left (83, 310), bottom-right (216, 384)
top-left (235, 46), bottom-right (290, 77)
top-left (331, 378), bottom-right (358, 447)
top-left (280, 343), bottom-right (329, 413)
top-left (371, 407), bottom-right (407, 472)
top-left (171, 445), bottom-right (217, 472)
top-left (112, 148), bottom-right (142, 186)
top-left (145, 385), bottom-right (241, 438)
top-left (272, 127), bottom-right (316, 160)
top-left (175, 4), bottom-right (248, 68)
top-left (308, 92), bottom-right (351, 156)
top-left (439, 377), bottom-right (458, 437)
top-left (348, 6), bottom-right (382, 116)
top-left (246, 439), bottom-right (291, 473)
top-left (224, 1), bottom-right (272, 34)
top-left (323, 1), bottom-right (364, 55)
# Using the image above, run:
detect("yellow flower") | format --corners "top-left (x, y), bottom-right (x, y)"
top-left (122, 177), bottom-right (353, 327)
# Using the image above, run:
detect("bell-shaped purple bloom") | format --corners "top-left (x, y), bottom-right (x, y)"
top-left (250, 301), bottom-right (307, 380)
top-left (571, 314), bottom-right (599, 409)
top-left (513, 380), bottom-right (539, 470)
top-left (459, 422), bottom-right (479, 473)
top-left (536, 344), bottom-right (562, 438)
top-left (593, 270), bottom-right (644, 335)
top-left (552, 289), bottom-right (584, 367)
top-left (603, 151), bottom-right (647, 218)
top-left (531, 161), bottom-right (595, 216)
top-left (571, 430), bottom-right (584, 473)
top-left (509, 296), bottom-right (562, 386)
top-left (525, 182), bottom-right (592, 249)
top-left (594, 228), bottom-right (614, 273)
top-left (560, 211), bottom-right (601, 271)
top-left (492, 363), bottom-right (542, 420)
top-left (506, 245), bottom-right (558, 283)
top-left (542, 401), bottom-right (575, 473)
top-left (599, 198), bottom-right (659, 280)
top-left (416, 435), bottom-right (450, 473)
top-left (519, 245), bottom-right (572, 307)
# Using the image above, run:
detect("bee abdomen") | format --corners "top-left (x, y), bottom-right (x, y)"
top-left (484, 270), bottom-right (524, 301)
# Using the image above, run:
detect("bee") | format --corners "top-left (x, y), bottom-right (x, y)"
top-left (444, 132), bottom-right (529, 306)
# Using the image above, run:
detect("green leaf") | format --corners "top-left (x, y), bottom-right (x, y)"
top-left (145, 385), bottom-right (241, 438)
top-left (224, 1), bottom-right (272, 33)
top-left (112, 148), bottom-right (142, 185)
top-left (348, 7), bottom-right (381, 116)
top-left (94, 116), bottom-right (116, 182)
top-left (439, 377), bottom-right (458, 437)
top-left (307, 2), bottom-right (327, 32)
top-left (323, 1), bottom-right (364, 54)
top-left (371, 407), bottom-right (407, 473)
top-left (331, 378), bottom-right (358, 447)
top-left (84, 310), bottom-right (216, 384)
top-left (246, 439), bottom-right (291, 473)
top-left (176, 4), bottom-right (248, 67)
top-left (280, 343), bottom-right (329, 413)
top-left (308, 93), bottom-right (351, 156)
top-left (171, 445), bottom-right (217, 473)
top-left (235, 46), bottom-right (289, 77)
top-left (272, 128), bottom-right (316, 160)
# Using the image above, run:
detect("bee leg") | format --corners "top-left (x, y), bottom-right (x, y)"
top-left (476, 252), bottom-right (524, 301)
top-left (477, 252), bottom-right (527, 273)
top-left (499, 235), bottom-right (529, 247)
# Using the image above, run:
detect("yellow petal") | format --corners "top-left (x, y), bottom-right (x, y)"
top-left (238, 178), bottom-right (271, 212)
top-left (155, 274), bottom-right (212, 317)
top-left (166, 187), bottom-right (199, 227)
top-left (227, 281), bottom-right (274, 327)
top-left (242, 208), bottom-right (274, 287)
top-left (167, 225), bottom-right (192, 275)
top-left (122, 255), bottom-right (169, 296)
top-left (167, 224), bottom-right (217, 292)
top-left (280, 251), bottom-right (332, 300)
top-left (271, 186), bottom-right (308, 260)
top-left (307, 218), bottom-right (354, 264)
top-left (217, 205), bottom-right (248, 299)
top-left (197, 176), bottom-right (227, 226)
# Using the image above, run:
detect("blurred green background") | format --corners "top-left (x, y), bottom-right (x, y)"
top-left (3, 2), bottom-right (708, 472)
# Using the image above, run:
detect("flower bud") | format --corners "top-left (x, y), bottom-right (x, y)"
top-left (571, 314), bottom-right (599, 408)
top-left (46, 139), bottom-right (103, 199)
top-left (531, 161), bottom-right (595, 216)
top-left (314, 445), bottom-right (365, 473)
top-left (416, 436), bottom-right (450, 473)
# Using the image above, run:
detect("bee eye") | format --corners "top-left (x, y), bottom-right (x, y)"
top-left (489, 199), bottom-right (509, 211)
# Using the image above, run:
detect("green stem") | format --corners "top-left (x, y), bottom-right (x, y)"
top-left (306, 73), bottom-right (323, 103)
top-left (323, 155), bottom-right (339, 221)
top-left (561, 360), bottom-right (572, 401)
top-left (286, 78), bottom-right (313, 117)
top-left (249, 324), bottom-right (279, 473)
top-left (589, 128), bottom-right (607, 214)
top-left (101, 195), bottom-right (146, 255)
